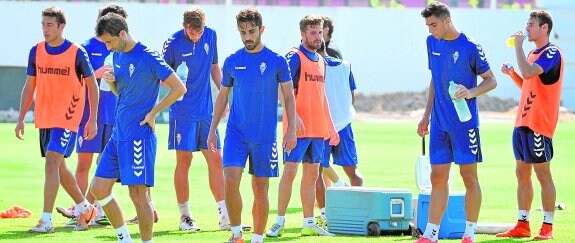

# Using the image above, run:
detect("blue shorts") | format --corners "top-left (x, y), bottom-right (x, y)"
top-left (76, 123), bottom-right (113, 153)
top-left (222, 133), bottom-right (279, 177)
top-left (95, 135), bottom-right (157, 186)
top-left (284, 138), bottom-right (324, 164)
top-left (321, 124), bottom-right (359, 168)
top-left (40, 128), bottom-right (76, 158)
top-left (513, 127), bottom-right (553, 163)
top-left (168, 118), bottom-right (221, 151)
top-left (429, 127), bottom-right (482, 165)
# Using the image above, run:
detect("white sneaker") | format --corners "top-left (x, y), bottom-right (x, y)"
top-left (29, 220), bottom-right (55, 234)
top-left (179, 216), bottom-right (201, 231)
top-left (265, 223), bottom-right (285, 237)
top-left (301, 224), bottom-right (335, 236)
top-left (333, 180), bottom-right (349, 187)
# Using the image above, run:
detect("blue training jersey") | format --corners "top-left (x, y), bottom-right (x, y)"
top-left (427, 33), bottom-right (490, 131)
top-left (162, 26), bottom-right (218, 122)
top-left (222, 46), bottom-right (292, 144)
top-left (81, 37), bottom-right (117, 125)
top-left (112, 42), bottom-right (174, 141)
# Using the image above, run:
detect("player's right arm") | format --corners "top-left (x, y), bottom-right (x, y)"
top-left (417, 79), bottom-right (434, 137)
top-left (208, 86), bottom-right (229, 152)
top-left (15, 75), bottom-right (36, 140)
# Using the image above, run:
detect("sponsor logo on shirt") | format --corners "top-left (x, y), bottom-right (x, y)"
top-left (235, 66), bottom-right (246, 70)
top-left (260, 62), bottom-right (267, 75)
top-left (432, 52), bottom-right (441, 56)
top-left (304, 72), bottom-right (324, 82)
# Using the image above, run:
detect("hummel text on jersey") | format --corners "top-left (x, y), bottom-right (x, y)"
top-left (37, 66), bottom-right (71, 76)
top-left (304, 72), bottom-right (324, 82)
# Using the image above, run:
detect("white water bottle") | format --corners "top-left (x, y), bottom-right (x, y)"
top-left (176, 61), bottom-right (188, 101)
top-left (448, 81), bottom-right (472, 122)
top-left (100, 53), bottom-right (113, 92)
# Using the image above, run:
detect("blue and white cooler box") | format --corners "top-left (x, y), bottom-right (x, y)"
top-left (415, 153), bottom-right (466, 239)
top-left (325, 187), bottom-right (412, 236)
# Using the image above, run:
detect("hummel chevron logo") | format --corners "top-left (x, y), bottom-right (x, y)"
top-left (60, 129), bottom-right (71, 147)
top-left (133, 140), bottom-right (143, 165)
top-left (522, 91), bottom-right (537, 118)
top-left (432, 229), bottom-right (437, 236)
top-left (521, 215), bottom-right (527, 220)
top-left (546, 48), bottom-right (557, 59)
top-left (65, 95), bottom-right (80, 120)
top-left (534, 133), bottom-right (544, 157)
top-left (118, 233), bottom-right (124, 240)
top-left (271, 164), bottom-right (277, 169)
top-left (134, 170), bottom-right (142, 177)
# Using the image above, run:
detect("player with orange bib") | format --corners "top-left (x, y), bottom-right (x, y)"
top-left (497, 10), bottom-right (564, 241)
top-left (15, 7), bottom-right (100, 234)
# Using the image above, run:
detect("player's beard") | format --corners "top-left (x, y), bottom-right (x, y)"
top-left (243, 35), bottom-right (261, 51)
top-left (303, 36), bottom-right (321, 52)
top-left (115, 39), bottom-right (127, 52)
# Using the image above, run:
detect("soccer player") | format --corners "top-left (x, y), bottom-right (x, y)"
top-left (90, 13), bottom-right (186, 243)
top-left (55, 4), bottom-right (127, 228)
top-left (266, 14), bottom-right (339, 238)
top-left (161, 7), bottom-right (247, 231)
top-left (314, 41), bottom-right (364, 227)
top-left (496, 10), bottom-right (563, 241)
top-left (416, 2), bottom-right (497, 243)
top-left (15, 7), bottom-right (100, 233)
top-left (321, 16), bottom-right (342, 59)
top-left (207, 8), bottom-right (297, 243)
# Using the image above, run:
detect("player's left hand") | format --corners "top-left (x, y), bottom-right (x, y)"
top-left (283, 128), bottom-right (297, 153)
top-left (453, 84), bottom-right (472, 100)
top-left (329, 131), bottom-right (340, 146)
top-left (140, 112), bottom-right (156, 132)
top-left (83, 121), bottom-right (97, 140)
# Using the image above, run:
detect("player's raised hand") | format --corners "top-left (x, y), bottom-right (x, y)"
top-left (140, 112), bottom-right (156, 132)
top-left (15, 121), bottom-right (25, 140)
top-left (501, 63), bottom-right (514, 75)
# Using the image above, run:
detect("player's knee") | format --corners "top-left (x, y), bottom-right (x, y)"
top-left (224, 172), bottom-right (241, 186)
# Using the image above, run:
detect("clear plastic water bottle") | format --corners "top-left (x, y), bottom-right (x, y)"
top-left (100, 53), bottom-right (113, 92)
top-left (448, 81), bottom-right (472, 122)
top-left (176, 61), bottom-right (188, 101)
top-left (506, 32), bottom-right (527, 47)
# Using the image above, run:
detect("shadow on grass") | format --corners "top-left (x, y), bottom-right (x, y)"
top-left (268, 207), bottom-right (303, 215)
top-left (1, 226), bottom-right (77, 240)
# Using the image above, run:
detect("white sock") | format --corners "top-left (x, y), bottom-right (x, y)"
top-left (543, 211), bottom-right (554, 225)
top-left (319, 208), bottom-right (326, 220)
top-left (423, 223), bottom-right (440, 242)
top-left (141, 240), bottom-right (152, 243)
top-left (303, 217), bottom-right (315, 227)
top-left (115, 224), bottom-right (131, 241)
top-left (518, 209), bottom-right (530, 222)
top-left (95, 201), bottom-right (104, 217)
top-left (276, 215), bottom-right (285, 225)
top-left (150, 201), bottom-right (156, 211)
top-left (463, 221), bottom-right (477, 240)
top-left (231, 225), bottom-right (242, 238)
top-left (251, 234), bottom-right (263, 243)
top-left (333, 179), bottom-right (347, 187)
top-left (178, 201), bottom-right (190, 218)
top-left (41, 212), bottom-right (52, 223)
top-left (73, 205), bottom-right (80, 217)
top-left (76, 199), bottom-right (90, 214)
top-left (217, 200), bottom-right (228, 220)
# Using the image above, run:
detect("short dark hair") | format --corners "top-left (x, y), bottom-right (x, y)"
top-left (299, 14), bottom-right (323, 33)
top-left (98, 4), bottom-right (128, 20)
top-left (322, 16), bottom-right (334, 38)
top-left (421, 1), bottom-right (450, 19)
top-left (236, 8), bottom-right (262, 28)
top-left (42, 7), bottom-right (66, 25)
top-left (184, 7), bottom-right (206, 30)
top-left (96, 13), bottom-right (128, 37)
top-left (530, 10), bottom-right (553, 36)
